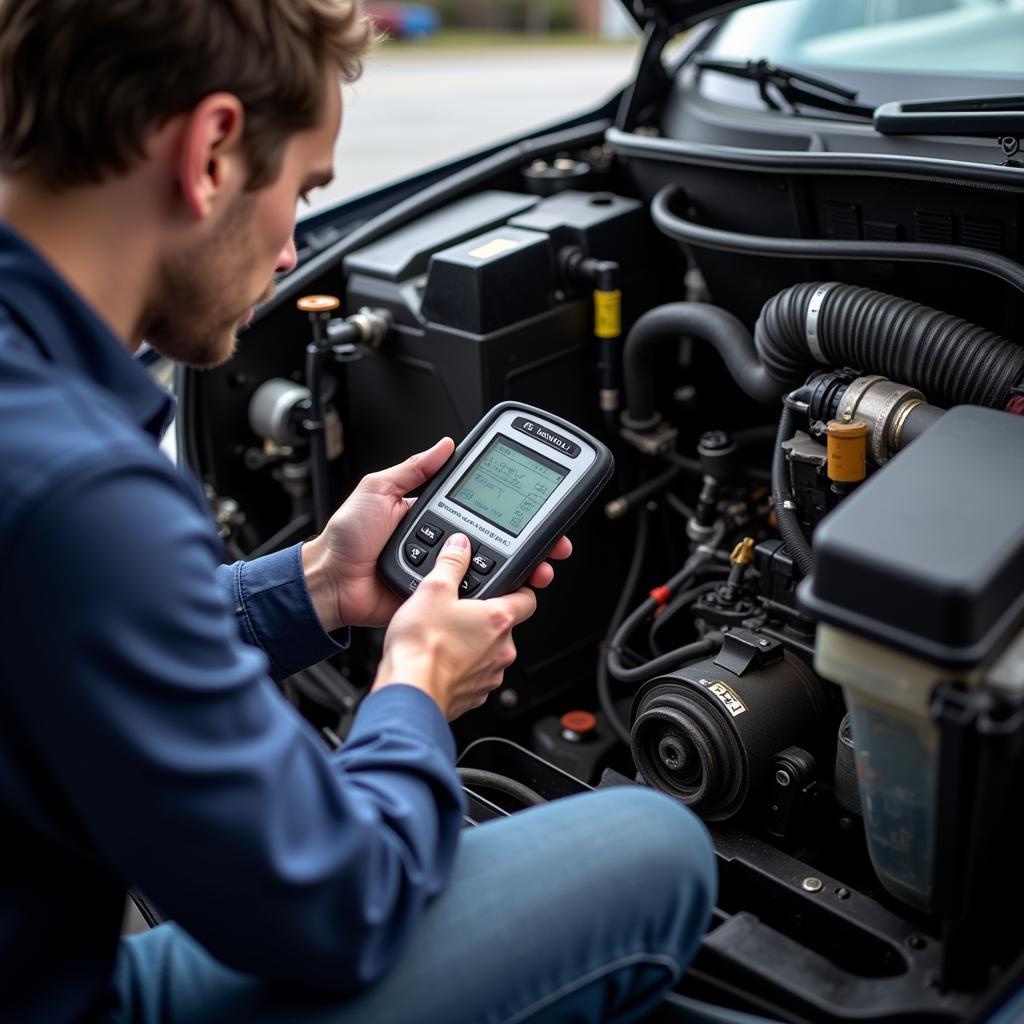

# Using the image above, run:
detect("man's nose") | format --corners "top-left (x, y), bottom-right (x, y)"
top-left (276, 236), bottom-right (298, 274)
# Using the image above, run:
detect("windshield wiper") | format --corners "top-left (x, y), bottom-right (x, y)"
top-left (874, 95), bottom-right (1024, 139)
top-left (695, 56), bottom-right (875, 120)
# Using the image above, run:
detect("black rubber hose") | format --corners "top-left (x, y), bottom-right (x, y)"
top-left (756, 282), bottom-right (1024, 409)
top-left (610, 634), bottom-right (722, 686)
top-left (597, 510), bottom-right (651, 745)
top-left (622, 303), bottom-right (785, 428)
top-left (648, 579), bottom-right (725, 653)
top-left (457, 768), bottom-right (547, 808)
top-left (651, 184), bottom-right (1024, 297)
top-left (607, 529), bottom-right (724, 684)
top-left (604, 464), bottom-right (681, 519)
top-left (665, 491), bottom-right (695, 521)
top-left (771, 405), bottom-right (814, 577)
top-left (662, 451), bottom-right (703, 475)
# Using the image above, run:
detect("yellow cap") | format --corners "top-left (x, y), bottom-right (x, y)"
top-left (594, 289), bottom-right (621, 339)
top-left (826, 420), bottom-right (868, 483)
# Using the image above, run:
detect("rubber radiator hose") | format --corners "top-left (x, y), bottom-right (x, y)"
top-left (621, 303), bottom-right (785, 429)
top-left (650, 183), bottom-right (1024, 297)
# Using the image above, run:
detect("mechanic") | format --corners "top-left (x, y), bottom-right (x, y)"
top-left (0, 2), bottom-right (716, 1022)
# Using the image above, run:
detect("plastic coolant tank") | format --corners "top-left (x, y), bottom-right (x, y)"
top-left (815, 625), bottom-right (981, 910)
top-left (801, 406), bottom-right (1024, 911)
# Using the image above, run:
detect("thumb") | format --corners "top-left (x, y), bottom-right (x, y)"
top-left (371, 437), bottom-right (455, 497)
top-left (427, 532), bottom-right (471, 591)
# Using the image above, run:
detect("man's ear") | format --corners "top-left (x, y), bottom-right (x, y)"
top-left (175, 93), bottom-right (246, 220)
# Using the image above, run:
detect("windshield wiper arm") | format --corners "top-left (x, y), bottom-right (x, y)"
top-left (695, 56), bottom-right (875, 120)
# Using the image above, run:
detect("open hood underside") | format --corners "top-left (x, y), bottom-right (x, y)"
top-left (618, 0), bottom-right (758, 34)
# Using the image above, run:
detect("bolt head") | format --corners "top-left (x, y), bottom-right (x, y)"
top-left (658, 737), bottom-right (685, 772)
top-left (802, 877), bottom-right (824, 893)
top-left (699, 430), bottom-right (731, 450)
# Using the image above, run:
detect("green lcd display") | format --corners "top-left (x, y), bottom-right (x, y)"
top-left (448, 434), bottom-right (568, 537)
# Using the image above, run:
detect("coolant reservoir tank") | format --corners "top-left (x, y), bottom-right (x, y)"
top-left (801, 405), bottom-right (1024, 911)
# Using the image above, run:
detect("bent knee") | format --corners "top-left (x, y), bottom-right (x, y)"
top-left (622, 788), bottom-right (715, 881)
top-left (563, 786), bottom-right (717, 894)
top-left (571, 787), bottom-right (718, 958)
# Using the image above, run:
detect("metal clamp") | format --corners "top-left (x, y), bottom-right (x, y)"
top-left (805, 282), bottom-right (838, 364)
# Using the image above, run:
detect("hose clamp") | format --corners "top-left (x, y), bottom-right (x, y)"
top-left (805, 283), bottom-right (838, 364)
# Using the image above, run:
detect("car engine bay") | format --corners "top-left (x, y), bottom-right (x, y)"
top-left (177, 16), bottom-right (1024, 1021)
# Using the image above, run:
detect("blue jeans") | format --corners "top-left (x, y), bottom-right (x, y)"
top-left (113, 787), bottom-right (716, 1024)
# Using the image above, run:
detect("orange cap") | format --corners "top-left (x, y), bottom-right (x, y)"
top-left (560, 710), bottom-right (597, 735)
top-left (827, 419), bottom-right (868, 483)
top-left (297, 294), bottom-right (340, 313)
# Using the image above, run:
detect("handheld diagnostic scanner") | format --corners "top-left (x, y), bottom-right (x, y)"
top-left (379, 402), bottom-right (614, 599)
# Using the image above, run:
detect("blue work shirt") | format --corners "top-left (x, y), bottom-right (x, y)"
top-left (0, 223), bottom-right (466, 1023)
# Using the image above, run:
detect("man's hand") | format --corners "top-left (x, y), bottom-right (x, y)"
top-left (301, 438), bottom-right (572, 632)
top-left (372, 533), bottom-right (536, 719)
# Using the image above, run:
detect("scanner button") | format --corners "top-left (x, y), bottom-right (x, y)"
top-left (470, 553), bottom-right (495, 575)
top-left (405, 542), bottom-right (428, 566)
top-left (459, 573), bottom-right (481, 596)
top-left (416, 523), bottom-right (444, 547)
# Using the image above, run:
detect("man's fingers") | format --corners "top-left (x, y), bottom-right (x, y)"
top-left (368, 437), bottom-right (455, 497)
top-left (527, 561), bottom-right (555, 589)
top-left (547, 535), bottom-right (572, 561)
top-left (526, 537), bottom-right (571, 588)
top-left (492, 587), bottom-right (538, 627)
top-left (424, 532), bottom-right (471, 591)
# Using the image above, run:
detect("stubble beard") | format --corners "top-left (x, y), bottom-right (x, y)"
top-left (142, 193), bottom-right (274, 370)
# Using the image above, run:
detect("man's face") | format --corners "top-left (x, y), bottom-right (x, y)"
top-left (145, 72), bottom-right (341, 368)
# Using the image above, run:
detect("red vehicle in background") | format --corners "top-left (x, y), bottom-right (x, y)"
top-left (364, 2), bottom-right (439, 39)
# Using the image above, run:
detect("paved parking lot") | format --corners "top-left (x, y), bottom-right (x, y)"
top-left (307, 42), bottom-right (639, 213)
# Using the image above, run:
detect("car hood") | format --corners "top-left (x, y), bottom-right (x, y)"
top-left (618, 0), bottom-right (758, 34)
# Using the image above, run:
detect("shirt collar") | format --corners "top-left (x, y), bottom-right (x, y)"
top-left (0, 220), bottom-right (175, 439)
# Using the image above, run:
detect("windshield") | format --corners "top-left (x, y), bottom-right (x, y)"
top-left (706, 0), bottom-right (1024, 82)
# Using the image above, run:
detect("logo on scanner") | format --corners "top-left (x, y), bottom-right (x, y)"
top-left (512, 417), bottom-right (580, 458)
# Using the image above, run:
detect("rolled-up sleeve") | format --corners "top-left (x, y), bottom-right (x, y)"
top-left (1, 453), bottom-right (466, 994)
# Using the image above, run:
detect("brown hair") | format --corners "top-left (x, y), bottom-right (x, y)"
top-left (0, 0), bottom-right (376, 189)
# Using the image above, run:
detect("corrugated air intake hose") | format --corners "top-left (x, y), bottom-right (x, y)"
top-left (621, 284), bottom-right (1024, 427)
top-left (755, 282), bottom-right (1024, 409)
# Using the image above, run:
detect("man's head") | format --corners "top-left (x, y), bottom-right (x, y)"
top-left (0, 0), bottom-right (374, 365)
